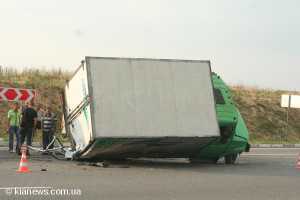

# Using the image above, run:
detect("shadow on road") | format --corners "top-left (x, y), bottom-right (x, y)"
top-left (1, 149), bottom-right (299, 178)
top-left (105, 156), bottom-right (300, 178)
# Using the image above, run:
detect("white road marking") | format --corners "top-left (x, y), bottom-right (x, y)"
top-left (252, 148), bottom-right (300, 150)
top-left (243, 154), bottom-right (298, 157)
top-left (0, 187), bottom-right (52, 190)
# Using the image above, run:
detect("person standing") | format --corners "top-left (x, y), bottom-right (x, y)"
top-left (41, 107), bottom-right (57, 151)
top-left (19, 100), bottom-right (37, 155)
top-left (7, 102), bottom-right (21, 153)
top-left (36, 105), bottom-right (44, 130)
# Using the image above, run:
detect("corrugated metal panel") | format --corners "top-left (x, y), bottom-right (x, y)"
top-left (64, 65), bottom-right (93, 150)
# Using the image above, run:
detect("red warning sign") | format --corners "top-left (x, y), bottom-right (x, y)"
top-left (0, 87), bottom-right (36, 102)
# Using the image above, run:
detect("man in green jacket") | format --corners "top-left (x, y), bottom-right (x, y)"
top-left (7, 102), bottom-right (21, 153)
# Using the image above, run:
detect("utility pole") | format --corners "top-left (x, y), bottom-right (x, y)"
top-left (285, 95), bottom-right (291, 142)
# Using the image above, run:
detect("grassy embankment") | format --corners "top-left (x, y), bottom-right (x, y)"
top-left (0, 67), bottom-right (299, 144)
top-left (232, 86), bottom-right (300, 144)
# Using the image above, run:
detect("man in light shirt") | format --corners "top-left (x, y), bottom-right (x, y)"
top-left (7, 102), bottom-right (21, 153)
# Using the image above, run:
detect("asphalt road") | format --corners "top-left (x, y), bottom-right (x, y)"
top-left (0, 147), bottom-right (300, 200)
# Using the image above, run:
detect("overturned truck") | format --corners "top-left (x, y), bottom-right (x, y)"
top-left (63, 57), bottom-right (249, 163)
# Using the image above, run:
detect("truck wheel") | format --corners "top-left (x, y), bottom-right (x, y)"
top-left (225, 154), bottom-right (238, 165)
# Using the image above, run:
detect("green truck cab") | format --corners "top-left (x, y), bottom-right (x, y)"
top-left (191, 73), bottom-right (250, 164)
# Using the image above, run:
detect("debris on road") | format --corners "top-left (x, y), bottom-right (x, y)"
top-left (77, 161), bottom-right (130, 168)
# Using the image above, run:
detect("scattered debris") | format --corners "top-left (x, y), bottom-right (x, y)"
top-left (77, 161), bottom-right (130, 168)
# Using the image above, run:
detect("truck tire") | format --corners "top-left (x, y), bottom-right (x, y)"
top-left (225, 154), bottom-right (238, 165)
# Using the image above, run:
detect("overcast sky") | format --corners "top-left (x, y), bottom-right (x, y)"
top-left (0, 0), bottom-right (299, 90)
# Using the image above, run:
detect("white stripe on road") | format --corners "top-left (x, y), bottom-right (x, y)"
top-left (252, 148), bottom-right (300, 150)
top-left (243, 154), bottom-right (298, 157)
top-left (0, 187), bottom-right (51, 190)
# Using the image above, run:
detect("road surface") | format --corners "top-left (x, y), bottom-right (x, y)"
top-left (0, 147), bottom-right (299, 200)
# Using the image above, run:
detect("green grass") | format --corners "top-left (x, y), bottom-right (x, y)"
top-left (0, 67), bottom-right (299, 144)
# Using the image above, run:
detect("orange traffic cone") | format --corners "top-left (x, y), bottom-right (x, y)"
top-left (17, 145), bottom-right (30, 173)
top-left (295, 154), bottom-right (300, 170)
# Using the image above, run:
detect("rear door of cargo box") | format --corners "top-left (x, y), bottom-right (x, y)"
top-left (86, 57), bottom-right (220, 139)
top-left (64, 64), bottom-right (93, 151)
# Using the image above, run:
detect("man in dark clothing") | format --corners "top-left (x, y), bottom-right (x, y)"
top-left (19, 100), bottom-right (37, 155)
top-left (42, 107), bottom-right (57, 150)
